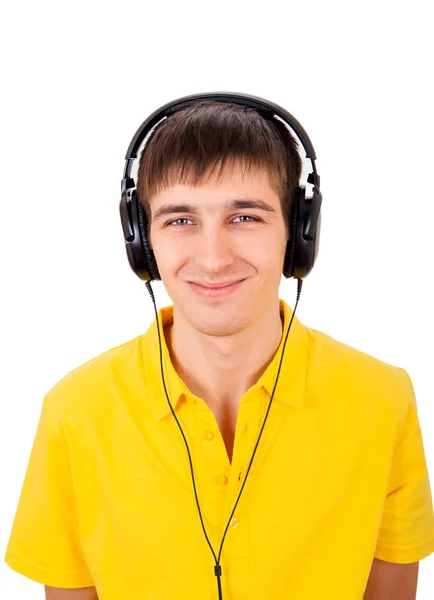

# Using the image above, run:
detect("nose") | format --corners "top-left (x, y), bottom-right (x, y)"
top-left (193, 225), bottom-right (236, 275)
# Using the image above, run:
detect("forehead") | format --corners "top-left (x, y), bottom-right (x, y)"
top-left (150, 166), bottom-right (280, 209)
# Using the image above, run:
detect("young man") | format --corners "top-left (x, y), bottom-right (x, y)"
top-left (4, 97), bottom-right (434, 600)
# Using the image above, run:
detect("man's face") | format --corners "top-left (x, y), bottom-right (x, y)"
top-left (148, 166), bottom-right (288, 338)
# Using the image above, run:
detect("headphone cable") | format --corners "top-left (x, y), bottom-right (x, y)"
top-left (145, 278), bottom-right (303, 599)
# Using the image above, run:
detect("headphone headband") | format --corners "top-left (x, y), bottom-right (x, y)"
top-left (123, 92), bottom-right (317, 180)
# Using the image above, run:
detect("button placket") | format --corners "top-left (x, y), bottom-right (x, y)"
top-left (189, 404), bottom-right (229, 531)
top-left (222, 407), bottom-right (256, 523)
top-left (196, 402), bottom-right (230, 482)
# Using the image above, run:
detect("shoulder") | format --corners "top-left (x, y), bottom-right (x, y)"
top-left (303, 322), bottom-right (413, 422)
top-left (43, 333), bottom-right (148, 425)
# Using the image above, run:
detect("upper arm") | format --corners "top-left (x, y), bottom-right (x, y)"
top-left (45, 586), bottom-right (99, 600)
top-left (374, 369), bottom-right (434, 564)
top-left (363, 558), bottom-right (419, 600)
top-left (5, 393), bottom-right (94, 587)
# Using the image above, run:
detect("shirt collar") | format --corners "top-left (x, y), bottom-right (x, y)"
top-left (141, 298), bottom-right (308, 421)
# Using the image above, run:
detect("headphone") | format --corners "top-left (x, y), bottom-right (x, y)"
top-left (119, 92), bottom-right (322, 282)
top-left (119, 93), bottom-right (322, 600)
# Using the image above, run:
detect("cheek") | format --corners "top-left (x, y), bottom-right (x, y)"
top-left (247, 235), bottom-right (286, 260)
top-left (151, 237), bottom-right (187, 273)
top-left (238, 241), bottom-right (286, 278)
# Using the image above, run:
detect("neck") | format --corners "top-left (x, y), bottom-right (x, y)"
top-left (164, 299), bottom-right (284, 413)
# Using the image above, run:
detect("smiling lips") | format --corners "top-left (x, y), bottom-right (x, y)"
top-left (188, 279), bottom-right (246, 297)
top-left (190, 280), bottom-right (243, 288)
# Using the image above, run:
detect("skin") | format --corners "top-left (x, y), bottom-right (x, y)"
top-left (45, 587), bottom-right (98, 599)
top-left (45, 165), bottom-right (419, 598)
top-left (363, 558), bottom-right (419, 599)
top-left (148, 165), bottom-right (287, 415)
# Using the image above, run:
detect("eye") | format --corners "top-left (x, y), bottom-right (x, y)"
top-left (166, 218), bottom-right (194, 227)
top-left (232, 215), bottom-right (261, 223)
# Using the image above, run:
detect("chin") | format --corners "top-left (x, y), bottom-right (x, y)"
top-left (171, 295), bottom-right (251, 337)
top-left (186, 315), bottom-right (250, 338)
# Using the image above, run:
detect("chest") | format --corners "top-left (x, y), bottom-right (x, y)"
top-left (73, 392), bottom-right (397, 600)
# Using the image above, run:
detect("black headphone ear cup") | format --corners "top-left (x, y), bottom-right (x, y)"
top-left (136, 197), bottom-right (161, 281)
top-left (283, 186), bottom-right (302, 278)
top-left (296, 188), bottom-right (321, 278)
top-left (312, 211), bottom-right (321, 266)
top-left (283, 186), bottom-right (321, 279)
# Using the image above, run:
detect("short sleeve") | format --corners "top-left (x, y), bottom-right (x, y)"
top-left (4, 392), bottom-right (94, 587)
top-left (374, 368), bottom-right (434, 563)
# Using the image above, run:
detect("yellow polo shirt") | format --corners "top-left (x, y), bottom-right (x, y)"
top-left (4, 299), bottom-right (434, 599)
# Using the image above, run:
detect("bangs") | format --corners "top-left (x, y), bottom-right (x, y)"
top-left (136, 101), bottom-right (302, 227)
top-left (141, 154), bottom-right (285, 203)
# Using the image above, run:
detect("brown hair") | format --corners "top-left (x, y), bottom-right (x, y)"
top-left (136, 101), bottom-right (302, 237)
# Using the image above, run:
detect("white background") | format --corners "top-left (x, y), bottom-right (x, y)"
top-left (1, 0), bottom-right (433, 597)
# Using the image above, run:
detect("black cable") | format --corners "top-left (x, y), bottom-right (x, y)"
top-left (145, 278), bottom-right (303, 599)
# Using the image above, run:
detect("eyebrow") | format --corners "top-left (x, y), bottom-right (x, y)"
top-left (152, 198), bottom-right (277, 223)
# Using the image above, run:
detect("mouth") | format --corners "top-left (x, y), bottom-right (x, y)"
top-left (188, 279), bottom-right (246, 298)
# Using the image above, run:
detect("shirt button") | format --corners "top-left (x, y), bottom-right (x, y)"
top-left (230, 517), bottom-right (239, 529)
top-left (216, 475), bottom-right (228, 486)
top-left (203, 431), bottom-right (214, 441)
